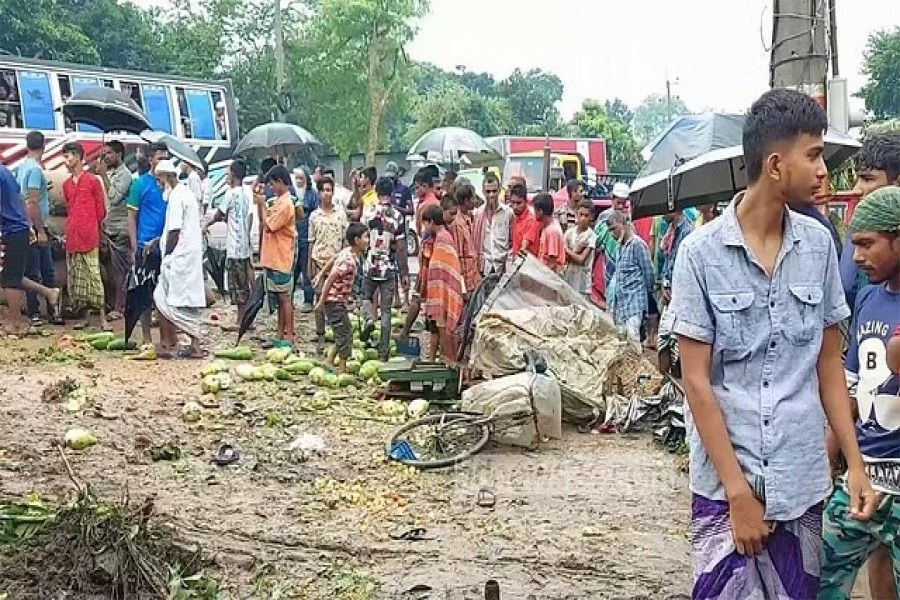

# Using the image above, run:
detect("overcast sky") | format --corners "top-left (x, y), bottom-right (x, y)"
top-left (407, 0), bottom-right (900, 118)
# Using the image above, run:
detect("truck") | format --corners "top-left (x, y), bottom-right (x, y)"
top-left (485, 136), bottom-right (609, 175)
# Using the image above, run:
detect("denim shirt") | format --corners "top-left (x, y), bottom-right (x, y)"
top-left (663, 194), bottom-right (850, 521)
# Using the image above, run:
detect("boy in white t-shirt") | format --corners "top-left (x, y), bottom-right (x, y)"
top-left (205, 160), bottom-right (253, 327)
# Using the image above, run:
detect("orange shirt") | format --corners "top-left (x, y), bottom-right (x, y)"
top-left (538, 219), bottom-right (566, 272)
top-left (261, 192), bottom-right (297, 273)
top-left (511, 209), bottom-right (539, 255)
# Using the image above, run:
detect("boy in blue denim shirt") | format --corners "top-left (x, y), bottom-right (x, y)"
top-left (665, 89), bottom-right (877, 599)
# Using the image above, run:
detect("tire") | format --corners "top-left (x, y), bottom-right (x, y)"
top-left (386, 412), bottom-right (491, 470)
top-left (406, 228), bottom-right (419, 257)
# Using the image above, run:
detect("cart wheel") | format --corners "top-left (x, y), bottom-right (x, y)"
top-left (386, 412), bottom-right (490, 470)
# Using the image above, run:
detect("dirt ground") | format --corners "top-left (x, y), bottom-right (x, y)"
top-left (0, 302), bottom-right (800, 599)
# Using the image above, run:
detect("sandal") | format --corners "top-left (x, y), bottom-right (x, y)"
top-left (389, 527), bottom-right (435, 541)
top-left (475, 488), bottom-right (496, 509)
top-left (211, 444), bottom-right (240, 467)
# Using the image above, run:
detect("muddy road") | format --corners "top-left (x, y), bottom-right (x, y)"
top-left (0, 310), bottom-right (692, 599)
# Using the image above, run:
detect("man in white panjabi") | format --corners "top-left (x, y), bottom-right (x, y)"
top-left (153, 160), bottom-right (207, 358)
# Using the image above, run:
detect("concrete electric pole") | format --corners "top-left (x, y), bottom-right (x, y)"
top-left (274, 0), bottom-right (285, 122)
top-left (769, 0), bottom-right (829, 105)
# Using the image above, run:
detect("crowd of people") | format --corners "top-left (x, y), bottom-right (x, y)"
top-left (1, 86), bottom-right (900, 598)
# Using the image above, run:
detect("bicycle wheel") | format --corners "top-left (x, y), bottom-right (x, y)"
top-left (386, 412), bottom-right (491, 470)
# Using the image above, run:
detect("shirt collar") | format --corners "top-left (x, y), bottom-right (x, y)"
top-left (720, 191), bottom-right (802, 249)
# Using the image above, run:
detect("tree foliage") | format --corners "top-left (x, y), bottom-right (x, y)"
top-left (2, 0), bottom-right (652, 173)
top-left (632, 93), bottom-right (690, 147)
top-left (858, 27), bottom-right (900, 119)
top-left (571, 99), bottom-right (642, 173)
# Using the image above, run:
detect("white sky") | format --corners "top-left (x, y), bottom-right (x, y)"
top-left (407, 0), bottom-right (900, 118)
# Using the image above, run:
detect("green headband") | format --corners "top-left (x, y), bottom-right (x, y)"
top-left (849, 186), bottom-right (900, 234)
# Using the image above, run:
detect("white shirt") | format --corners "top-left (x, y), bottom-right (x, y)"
top-left (200, 176), bottom-right (214, 213)
top-left (160, 182), bottom-right (206, 308)
top-left (218, 186), bottom-right (252, 260)
top-left (333, 184), bottom-right (352, 213)
top-left (185, 170), bottom-right (203, 203)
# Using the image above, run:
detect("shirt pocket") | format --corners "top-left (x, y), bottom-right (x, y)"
top-left (709, 291), bottom-right (754, 349)
top-left (786, 284), bottom-right (823, 346)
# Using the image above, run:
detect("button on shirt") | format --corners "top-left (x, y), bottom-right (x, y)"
top-left (663, 193), bottom-right (850, 521)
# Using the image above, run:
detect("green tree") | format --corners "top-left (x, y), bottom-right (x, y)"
top-left (571, 99), bottom-right (642, 173)
top-left (632, 93), bottom-right (690, 146)
top-left (405, 80), bottom-right (512, 145)
top-left (299, 0), bottom-right (428, 162)
top-left (498, 68), bottom-right (566, 135)
top-left (858, 28), bottom-right (900, 119)
top-left (0, 0), bottom-right (98, 63)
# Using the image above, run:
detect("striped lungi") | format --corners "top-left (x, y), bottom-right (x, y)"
top-left (67, 249), bottom-right (104, 310)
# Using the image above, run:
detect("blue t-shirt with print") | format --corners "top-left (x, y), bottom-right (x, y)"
top-left (15, 158), bottom-right (49, 223)
top-left (846, 284), bottom-right (900, 467)
top-left (0, 164), bottom-right (30, 236)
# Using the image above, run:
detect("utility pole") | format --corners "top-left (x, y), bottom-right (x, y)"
top-left (664, 75), bottom-right (679, 124)
top-left (827, 0), bottom-right (839, 76)
top-left (274, 0), bottom-right (285, 121)
top-left (769, 0), bottom-right (829, 106)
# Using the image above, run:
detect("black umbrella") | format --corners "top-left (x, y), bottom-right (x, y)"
top-left (234, 122), bottom-right (322, 159)
top-left (63, 87), bottom-right (151, 134)
top-left (237, 274), bottom-right (266, 344)
top-left (123, 256), bottom-right (159, 343)
top-left (204, 244), bottom-right (227, 297)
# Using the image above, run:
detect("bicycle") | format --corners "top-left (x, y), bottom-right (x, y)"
top-left (385, 350), bottom-right (546, 469)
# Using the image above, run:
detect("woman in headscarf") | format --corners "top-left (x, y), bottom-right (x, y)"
top-left (293, 165), bottom-right (319, 312)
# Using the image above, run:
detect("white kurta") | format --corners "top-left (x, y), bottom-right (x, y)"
top-left (158, 182), bottom-right (206, 308)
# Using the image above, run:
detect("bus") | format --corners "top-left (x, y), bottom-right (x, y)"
top-left (0, 55), bottom-right (239, 211)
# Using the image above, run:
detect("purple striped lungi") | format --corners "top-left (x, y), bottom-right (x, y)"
top-left (691, 494), bottom-right (823, 599)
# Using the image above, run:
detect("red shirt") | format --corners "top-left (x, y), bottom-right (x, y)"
top-left (63, 171), bottom-right (106, 254)
top-left (538, 219), bottom-right (566, 272)
top-left (511, 209), bottom-right (539, 255)
top-left (416, 191), bottom-right (440, 236)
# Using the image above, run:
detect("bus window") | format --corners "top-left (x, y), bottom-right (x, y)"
top-left (101, 79), bottom-right (114, 89)
top-left (211, 90), bottom-right (227, 140)
top-left (16, 70), bottom-right (56, 131)
top-left (0, 69), bottom-right (23, 129)
top-left (175, 87), bottom-right (192, 138)
top-left (183, 88), bottom-right (215, 140)
top-left (120, 81), bottom-right (143, 109)
top-left (70, 76), bottom-right (103, 133)
top-left (141, 84), bottom-right (173, 134)
top-left (58, 75), bottom-right (74, 132)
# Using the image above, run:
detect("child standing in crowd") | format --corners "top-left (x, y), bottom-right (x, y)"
top-left (819, 186), bottom-right (900, 599)
top-left (256, 165), bottom-right (297, 348)
top-left (534, 193), bottom-right (565, 273)
top-left (361, 177), bottom-right (400, 361)
top-left (509, 183), bottom-right (538, 260)
top-left (421, 204), bottom-right (465, 364)
top-left (205, 160), bottom-right (253, 330)
top-left (62, 142), bottom-right (108, 331)
top-left (316, 223), bottom-right (369, 373)
top-left (309, 177), bottom-right (348, 353)
top-left (563, 200), bottom-right (597, 298)
top-left (447, 182), bottom-right (480, 295)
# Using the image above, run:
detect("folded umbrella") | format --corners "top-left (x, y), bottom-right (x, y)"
top-left (123, 261), bottom-right (158, 343)
top-left (237, 274), bottom-right (266, 344)
top-left (204, 244), bottom-right (227, 297)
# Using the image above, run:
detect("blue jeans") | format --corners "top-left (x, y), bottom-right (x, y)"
top-left (26, 241), bottom-right (55, 317)
top-left (293, 242), bottom-right (314, 305)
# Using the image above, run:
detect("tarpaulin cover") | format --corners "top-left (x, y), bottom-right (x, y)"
top-left (469, 254), bottom-right (631, 420)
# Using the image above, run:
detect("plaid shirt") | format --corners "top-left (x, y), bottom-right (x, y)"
top-left (610, 235), bottom-right (654, 324)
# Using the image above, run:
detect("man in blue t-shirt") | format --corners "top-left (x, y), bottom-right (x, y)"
top-left (0, 163), bottom-right (60, 334)
top-left (125, 143), bottom-right (169, 345)
top-left (820, 186), bottom-right (900, 598)
top-left (16, 131), bottom-right (62, 324)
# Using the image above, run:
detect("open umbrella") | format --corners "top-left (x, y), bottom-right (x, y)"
top-left (638, 113), bottom-right (746, 178)
top-left (234, 122), bottom-right (322, 159)
top-left (629, 128), bottom-right (862, 219)
top-left (140, 130), bottom-right (204, 170)
top-left (237, 274), bottom-right (266, 343)
top-left (406, 127), bottom-right (500, 166)
top-left (63, 87), bottom-right (151, 134)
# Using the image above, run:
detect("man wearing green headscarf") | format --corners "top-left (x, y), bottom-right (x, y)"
top-left (820, 185), bottom-right (900, 599)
